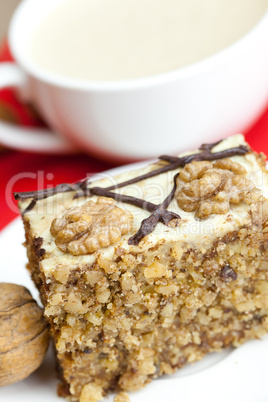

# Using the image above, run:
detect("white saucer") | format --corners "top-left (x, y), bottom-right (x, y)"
top-left (0, 121), bottom-right (76, 154)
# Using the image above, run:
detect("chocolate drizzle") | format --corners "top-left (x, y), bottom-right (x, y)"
top-left (14, 182), bottom-right (83, 203)
top-left (128, 172), bottom-right (180, 245)
top-left (14, 140), bottom-right (249, 245)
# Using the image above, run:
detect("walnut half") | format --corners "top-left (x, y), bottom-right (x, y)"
top-left (175, 159), bottom-right (257, 219)
top-left (51, 197), bottom-right (133, 255)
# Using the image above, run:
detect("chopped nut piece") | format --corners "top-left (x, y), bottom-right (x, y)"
top-left (175, 159), bottom-right (255, 218)
top-left (114, 392), bottom-right (130, 402)
top-left (220, 265), bottom-right (238, 283)
top-left (80, 382), bottom-right (103, 402)
top-left (156, 284), bottom-right (178, 295)
top-left (51, 197), bottom-right (133, 255)
top-left (144, 260), bottom-right (166, 279)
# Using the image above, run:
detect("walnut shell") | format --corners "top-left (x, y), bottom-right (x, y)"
top-left (0, 283), bottom-right (49, 386)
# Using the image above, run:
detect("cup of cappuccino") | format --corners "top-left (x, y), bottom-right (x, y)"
top-left (0, 0), bottom-right (268, 160)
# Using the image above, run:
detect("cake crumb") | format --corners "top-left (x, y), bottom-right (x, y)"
top-left (80, 383), bottom-right (103, 402)
top-left (114, 391), bottom-right (130, 402)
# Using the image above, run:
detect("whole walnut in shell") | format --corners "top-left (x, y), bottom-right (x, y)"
top-left (0, 283), bottom-right (49, 386)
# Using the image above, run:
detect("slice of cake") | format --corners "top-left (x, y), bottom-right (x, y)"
top-left (15, 134), bottom-right (268, 401)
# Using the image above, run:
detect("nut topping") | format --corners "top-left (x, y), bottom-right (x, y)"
top-left (175, 159), bottom-right (255, 218)
top-left (244, 188), bottom-right (268, 227)
top-left (51, 197), bottom-right (133, 255)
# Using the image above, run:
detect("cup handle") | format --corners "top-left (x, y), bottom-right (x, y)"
top-left (0, 62), bottom-right (75, 154)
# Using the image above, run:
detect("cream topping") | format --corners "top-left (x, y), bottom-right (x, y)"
top-left (19, 134), bottom-right (268, 276)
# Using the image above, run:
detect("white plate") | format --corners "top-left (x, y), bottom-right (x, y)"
top-left (1, 161), bottom-right (268, 402)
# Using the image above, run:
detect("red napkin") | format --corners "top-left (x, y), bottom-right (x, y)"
top-left (0, 39), bottom-right (268, 230)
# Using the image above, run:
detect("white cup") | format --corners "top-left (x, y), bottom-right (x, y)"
top-left (0, 0), bottom-right (268, 161)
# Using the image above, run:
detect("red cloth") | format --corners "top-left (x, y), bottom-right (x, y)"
top-left (0, 39), bottom-right (268, 230)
